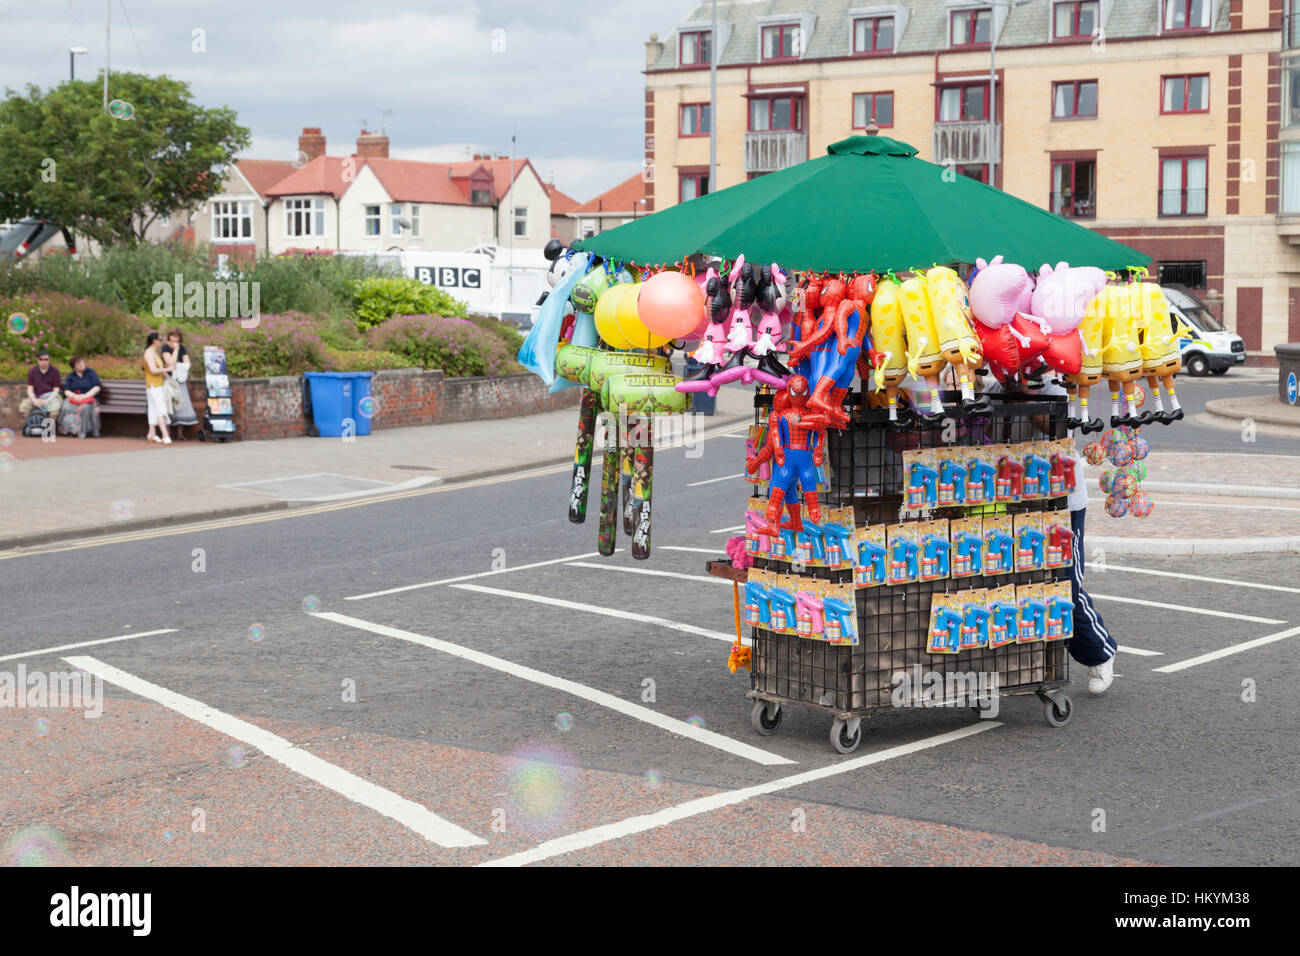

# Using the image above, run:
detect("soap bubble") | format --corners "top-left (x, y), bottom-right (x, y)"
top-left (248, 624), bottom-right (264, 642)
top-left (227, 746), bottom-right (246, 768)
top-left (554, 712), bottom-right (573, 732)
top-left (643, 769), bottom-right (662, 790)
top-left (110, 498), bottom-right (136, 521)
top-left (35, 718), bottom-right (50, 737)
top-left (357, 395), bottom-right (377, 418)
top-left (301, 595), bottom-right (321, 613)
top-left (686, 715), bottom-right (707, 730)
top-left (0, 428), bottom-right (13, 446)
top-left (7, 313), bottom-right (29, 334)
top-left (3, 826), bottom-right (67, 866)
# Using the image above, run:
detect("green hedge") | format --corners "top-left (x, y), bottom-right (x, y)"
top-left (351, 276), bottom-right (468, 330)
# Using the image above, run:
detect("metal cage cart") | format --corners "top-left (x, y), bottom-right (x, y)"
top-left (739, 389), bottom-right (1075, 753)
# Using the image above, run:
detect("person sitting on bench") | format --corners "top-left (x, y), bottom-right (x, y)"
top-left (60, 355), bottom-right (103, 438)
top-left (20, 351), bottom-right (63, 420)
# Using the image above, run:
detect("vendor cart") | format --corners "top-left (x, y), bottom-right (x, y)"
top-left (719, 389), bottom-right (1075, 753)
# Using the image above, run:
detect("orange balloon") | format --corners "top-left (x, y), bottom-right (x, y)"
top-left (638, 270), bottom-right (707, 339)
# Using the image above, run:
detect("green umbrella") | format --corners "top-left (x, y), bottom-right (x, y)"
top-left (575, 135), bottom-right (1148, 273)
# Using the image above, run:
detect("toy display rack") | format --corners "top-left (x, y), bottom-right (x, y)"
top-left (743, 389), bottom-right (1074, 753)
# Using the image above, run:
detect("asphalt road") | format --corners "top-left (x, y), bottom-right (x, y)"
top-left (2, 370), bottom-right (1298, 866)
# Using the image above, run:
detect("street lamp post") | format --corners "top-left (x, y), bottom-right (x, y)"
top-left (987, 0), bottom-right (1032, 189)
top-left (69, 46), bottom-right (89, 82)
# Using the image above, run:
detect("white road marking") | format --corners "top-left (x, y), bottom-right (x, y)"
top-left (565, 561), bottom-right (726, 585)
top-left (1117, 645), bottom-right (1164, 657)
top-left (0, 629), bottom-right (177, 663)
top-left (1089, 593), bottom-right (1285, 625)
top-left (710, 525), bottom-right (745, 534)
top-left (452, 584), bottom-right (740, 644)
top-left (688, 473), bottom-right (746, 487)
top-left (346, 551), bottom-right (612, 601)
top-left (1086, 562), bottom-right (1300, 596)
top-left (64, 654), bottom-right (485, 848)
top-left (1153, 624), bottom-right (1300, 673)
top-left (479, 722), bottom-right (999, 867)
top-left (313, 612), bottom-right (790, 767)
top-left (661, 546), bottom-right (729, 554)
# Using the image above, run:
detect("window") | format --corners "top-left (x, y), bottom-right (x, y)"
top-left (750, 95), bottom-right (804, 131)
top-left (580, 219), bottom-right (596, 238)
top-left (1053, 81), bottom-right (1098, 118)
top-left (391, 202), bottom-right (404, 237)
top-left (1054, 1), bottom-right (1099, 39)
top-left (680, 103), bottom-right (711, 137)
top-left (853, 16), bottom-right (894, 54)
top-left (212, 200), bottom-right (253, 241)
top-left (1157, 261), bottom-right (1207, 288)
top-left (1285, 64), bottom-right (1300, 128)
top-left (1162, 75), bottom-right (1209, 113)
top-left (680, 29), bottom-right (711, 66)
top-left (364, 205), bottom-right (380, 236)
top-left (1051, 159), bottom-right (1097, 218)
top-left (513, 206), bottom-right (527, 238)
top-left (1283, 142), bottom-right (1300, 213)
top-left (761, 23), bottom-right (801, 60)
top-left (679, 172), bottom-right (710, 202)
top-left (410, 204), bottom-right (420, 237)
top-left (284, 198), bottom-right (324, 237)
top-left (939, 84), bottom-right (987, 122)
top-left (1163, 0), bottom-right (1210, 31)
top-left (951, 8), bottom-right (991, 47)
top-left (1160, 155), bottom-right (1208, 216)
top-left (958, 164), bottom-right (988, 183)
top-left (853, 92), bottom-right (895, 128)
top-left (160, 213), bottom-right (170, 227)
top-left (471, 188), bottom-right (491, 205)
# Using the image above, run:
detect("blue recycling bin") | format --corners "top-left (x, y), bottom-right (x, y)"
top-left (304, 372), bottom-right (375, 437)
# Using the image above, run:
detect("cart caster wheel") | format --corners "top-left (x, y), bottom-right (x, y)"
top-left (830, 718), bottom-right (862, 754)
top-left (751, 701), bottom-right (782, 736)
top-left (1044, 694), bottom-right (1073, 727)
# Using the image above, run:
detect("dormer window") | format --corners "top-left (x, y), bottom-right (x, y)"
top-left (1053, 1), bottom-right (1098, 40)
top-left (951, 7), bottom-right (991, 47)
top-left (1163, 0), bottom-right (1210, 32)
top-left (853, 16), bottom-right (894, 54)
top-left (680, 29), bottom-right (711, 66)
top-left (471, 189), bottom-right (491, 205)
top-left (761, 23), bottom-right (802, 60)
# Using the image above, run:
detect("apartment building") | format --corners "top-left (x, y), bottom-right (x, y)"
top-left (645, 0), bottom-right (1295, 359)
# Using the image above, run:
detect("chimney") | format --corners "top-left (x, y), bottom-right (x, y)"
top-left (298, 127), bottom-right (326, 162)
top-left (355, 130), bottom-right (389, 158)
top-left (645, 32), bottom-right (664, 70)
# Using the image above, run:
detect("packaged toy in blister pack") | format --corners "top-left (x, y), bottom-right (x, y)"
top-left (918, 518), bottom-right (951, 582)
top-left (982, 515), bottom-right (1014, 576)
top-left (993, 444), bottom-right (1025, 504)
top-left (987, 584), bottom-right (1019, 648)
top-left (853, 524), bottom-right (887, 588)
top-left (1013, 512), bottom-right (1046, 573)
top-left (820, 581), bottom-right (859, 646)
top-left (767, 574), bottom-right (799, 634)
top-left (886, 522), bottom-right (921, 586)
top-left (745, 496), bottom-right (773, 558)
top-left (964, 446), bottom-right (997, 507)
top-left (1044, 513), bottom-right (1075, 569)
top-left (958, 586), bottom-right (991, 650)
top-left (903, 449), bottom-right (940, 512)
top-left (927, 592), bottom-right (963, 655)
top-left (1048, 437), bottom-right (1078, 499)
top-left (950, 516), bottom-right (984, 578)
top-left (1043, 581), bottom-right (1074, 640)
top-left (745, 422), bottom-right (771, 485)
top-left (935, 447), bottom-right (968, 508)
top-left (819, 506), bottom-right (856, 570)
top-left (743, 567), bottom-right (775, 628)
top-left (1015, 583), bottom-right (1047, 643)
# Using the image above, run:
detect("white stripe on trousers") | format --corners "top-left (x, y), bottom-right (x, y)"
top-left (1072, 509), bottom-right (1117, 664)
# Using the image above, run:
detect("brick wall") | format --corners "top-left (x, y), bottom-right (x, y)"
top-left (0, 370), bottom-right (577, 439)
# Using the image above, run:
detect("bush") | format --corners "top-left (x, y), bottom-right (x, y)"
top-left (351, 277), bottom-right (468, 330)
top-left (187, 312), bottom-right (330, 378)
top-left (0, 291), bottom-right (150, 364)
top-left (324, 347), bottom-right (416, 372)
top-left (364, 314), bottom-right (522, 378)
top-left (466, 313), bottom-right (524, 353)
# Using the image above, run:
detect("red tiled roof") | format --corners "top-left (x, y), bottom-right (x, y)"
top-left (363, 158), bottom-right (467, 204)
top-left (234, 159), bottom-right (298, 198)
top-left (574, 173), bottom-right (647, 215)
top-left (257, 153), bottom-right (541, 206)
top-left (445, 158), bottom-right (536, 200)
top-left (263, 156), bottom-right (356, 199)
top-left (546, 183), bottom-right (581, 215)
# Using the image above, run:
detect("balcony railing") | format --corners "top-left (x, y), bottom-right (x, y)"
top-left (744, 130), bottom-right (807, 174)
top-left (933, 121), bottom-right (1001, 166)
top-left (1050, 191), bottom-right (1096, 219)
top-left (1158, 188), bottom-right (1208, 217)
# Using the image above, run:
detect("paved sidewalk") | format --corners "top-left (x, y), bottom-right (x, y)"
top-left (1202, 394), bottom-right (1300, 435)
top-left (0, 387), bottom-right (756, 550)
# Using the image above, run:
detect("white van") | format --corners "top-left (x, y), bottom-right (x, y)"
top-left (1163, 286), bottom-right (1246, 376)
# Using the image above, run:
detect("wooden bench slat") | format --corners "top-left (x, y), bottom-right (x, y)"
top-left (98, 380), bottom-right (150, 415)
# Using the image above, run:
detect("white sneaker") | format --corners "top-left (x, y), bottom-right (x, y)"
top-left (1087, 657), bottom-right (1115, 695)
top-left (162, 436), bottom-right (172, 444)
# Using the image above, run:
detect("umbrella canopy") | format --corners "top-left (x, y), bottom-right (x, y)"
top-left (574, 136), bottom-right (1148, 273)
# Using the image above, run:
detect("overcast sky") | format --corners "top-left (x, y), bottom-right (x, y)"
top-left (0, 0), bottom-right (680, 200)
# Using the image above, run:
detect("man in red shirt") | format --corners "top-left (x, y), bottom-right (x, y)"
top-left (20, 351), bottom-right (63, 418)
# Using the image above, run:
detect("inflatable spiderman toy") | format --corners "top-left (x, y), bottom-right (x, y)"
top-left (745, 375), bottom-right (833, 538)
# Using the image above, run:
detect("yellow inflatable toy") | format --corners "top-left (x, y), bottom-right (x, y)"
top-left (899, 275), bottom-right (947, 420)
top-left (925, 265), bottom-right (987, 411)
top-left (867, 277), bottom-right (911, 423)
top-left (1101, 282), bottom-right (1145, 427)
top-left (594, 284), bottom-right (636, 351)
top-left (1136, 281), bottom-right (1189, 425)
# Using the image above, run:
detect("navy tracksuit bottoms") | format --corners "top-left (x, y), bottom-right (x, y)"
top-left (1069, 508), bottom-right (1118, 667)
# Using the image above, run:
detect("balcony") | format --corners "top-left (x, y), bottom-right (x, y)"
top-left (1050, 191), bottom-right (1096, 220)
top-left (933, 121), bottom-right (1000, 166)
top-left (744, 130), bottom-right (807, 174)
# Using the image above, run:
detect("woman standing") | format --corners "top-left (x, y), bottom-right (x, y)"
top-left (143, 332), bottom-right (172, 445)
top-left (60, 355), bottom-right (103, 438)
top-left (162, 330), bottom-right (199, 440)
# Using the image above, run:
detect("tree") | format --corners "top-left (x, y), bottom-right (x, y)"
top-left (0, 72), bottom-right (251, 246)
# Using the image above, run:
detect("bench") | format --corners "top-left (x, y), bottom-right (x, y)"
top-left (98, 380), bottom-right (148, 416)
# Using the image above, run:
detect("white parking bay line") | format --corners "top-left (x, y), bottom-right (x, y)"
top-left (63, 655), bottom-right (485, 849)
top-left (688, 473), bottom-right (746, 487)
top-left (1118, 646), bottom-right (1164, 657)
top-left (1153, 625), bottom-right (1300, 674)
top-left (1088, 593), bottom-right (1285, 625)
top-left (346, 551), bottom-right (610, 601)
top-left (479, 722), bottom-right (999, 867)
top-left (313, 612), bottom-right (791, 767)
top-left (661, 546), bottom-right (728, 554)
top-left (565, 562), bottom-right (727, 585)
top-left (710, 525), bottom-right (745, 534)
top-left (1085, 562), bottom-right (1300, 596)
top-left (453, 584), bottom-right (739, 644)
top-left (0, 629), bottom-right (177, 663)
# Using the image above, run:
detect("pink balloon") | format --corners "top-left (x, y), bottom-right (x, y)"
top-left (969, 255), bottom-right (1033, 329)
top-left (639, 270), bottom-right (707, 339)
top-left (1021, 262), bottom-right (1108, 334)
